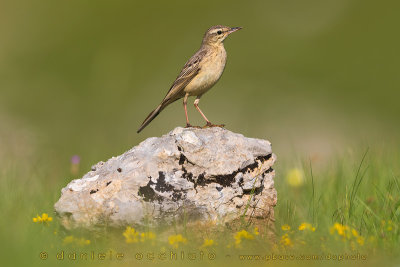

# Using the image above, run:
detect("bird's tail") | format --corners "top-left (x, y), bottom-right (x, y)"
top-left (137, 104), bottom-right (165, 133)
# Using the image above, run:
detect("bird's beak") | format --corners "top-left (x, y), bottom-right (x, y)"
top-left (228, 27), bottom-right (242, 34)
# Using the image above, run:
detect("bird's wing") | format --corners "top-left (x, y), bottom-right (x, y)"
top-left (161, 49), bottom-right (207, 105)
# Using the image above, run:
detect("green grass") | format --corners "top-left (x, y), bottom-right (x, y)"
top-left (1, 1), bottom-right (400, 266)
top-left (1, 145), bottom-right (399, 267)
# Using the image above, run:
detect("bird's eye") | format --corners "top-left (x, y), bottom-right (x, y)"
top-left (217, 30), bottom-right (222, 35)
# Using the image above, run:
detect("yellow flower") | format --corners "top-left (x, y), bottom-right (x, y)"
top-left (330, 223), bottom-right (351, 239)
top-left (330, 223), bottom-right (364, 246)
top-left (280, 233), bottom-right (293, 247)
top-left (381, 220), bottom-right (394, 231)
top-left (281, 224), bottom-right (291, 231)
top-left (357, 236), bottom-right (365, 246)
top-left (140, 231), bottom-right (156, 242)
top-left (168, 234), bottom-right (187, 248)
top-left (123, 226), bottom-right (139, 243)
top-left (351, 229), bottom-right (359, 237)
top-left (41, 213), bottom-right (51, 221)
top-left (286, 168), bottom-right (304, 187)
top-left (298, 222), bottom-right (316, 232)
top-left (234, 230), bottom-right (254, 247)
top-left (201, 238), bottom-right (215, 248)
top-left (122, 226), bottom-right (156, 244)
top-left (77, 238), bottom-right (91, 246)
top-left (253, 227), bottom-right (260, 235)
top-left (32, 213), bottom-right (53, 224)
top-left (387, 220), bottom-right (393, 231)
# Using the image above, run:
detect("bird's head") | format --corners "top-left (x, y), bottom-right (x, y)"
top-left (202, 25), bottom-right (242, 46)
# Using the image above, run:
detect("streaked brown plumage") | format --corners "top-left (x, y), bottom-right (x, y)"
top-left (137, 25), bottom-right (242, 133)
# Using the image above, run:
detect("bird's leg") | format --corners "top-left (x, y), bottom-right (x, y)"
top-left (194, 97), bottom-right (225, 128)
top-left (183, 93), bottom-right (192, 128)
top-left (193, 97), bottom-right (211, 124)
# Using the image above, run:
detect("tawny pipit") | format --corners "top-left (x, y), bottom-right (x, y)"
top-left (137, 25), bottom-right (242, 133)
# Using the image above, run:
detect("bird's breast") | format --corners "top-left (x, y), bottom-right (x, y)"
top-left (184, 48), bottom-right (227, 96)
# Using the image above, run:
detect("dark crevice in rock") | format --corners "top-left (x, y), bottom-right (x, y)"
top-left (213, 174), bottom-right (236, 187)
top-left (178, 154), bottom-right (186, 165)
top-left (174, 142), bottom-right (273, 194)
top-left (90, 189), bottom-right (99, 194)
top-left (106, 181), bottom-right (112, 186)
top-left (181, 165), bottom-right (197, 192)
top-left (181, 166), bottom-right (194, 184)
top-left (155, 172), bottom-right (174, 193)
top-left (176, 143), bottom-right (185, 165)
top-left (179, 153), bottom-right (195, 166)
top-left (257, 154), bottom-right (272, 163)
top-left (242, 162), bottom-right (259, 174)
top-left (211, 153), bottom-right (273, 187)
top-left (262, 167), bottom-right (273, 177)
top-left (238, 177), bottom-right (244, 187)
top-left (140, 172), bottom-right (186, 202)
top-left (179, 153), bottom-right (273, 189)
top-left (197, 172), bottom-right (206, 186)
top-left (243, 185), bottom-right (265, 195)
top-left (176, 143), bottom-right (207, 190)
top-left (171, 188), bottom-right (185, 202)
top-left (181, 167), bottom-right (207, 191)
top-left (172, 191), bottom-right (183, 201)
top-left (176, 143), bottom-right (195, 165)
top-left (138, 179), bottom-right (163, 202)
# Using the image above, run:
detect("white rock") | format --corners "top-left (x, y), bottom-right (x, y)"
top-left (54, 127), bottom-right (277, 230)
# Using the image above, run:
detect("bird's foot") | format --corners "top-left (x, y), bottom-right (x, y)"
top-left (185, 123), bottom-right (201, 128)
top-left (203, 122), bottom-right (225, 128)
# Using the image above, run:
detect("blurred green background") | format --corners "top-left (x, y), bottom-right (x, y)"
top-left (1, 0), bottom-right (400, 265)
top-left (1, 0), bottom-right (399, 167)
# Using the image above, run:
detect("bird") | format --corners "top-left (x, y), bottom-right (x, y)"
top-left (137, 25), bottom-right (242, 133)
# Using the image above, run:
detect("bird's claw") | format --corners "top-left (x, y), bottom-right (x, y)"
top-left (185, 124), bottom-right (201, 128)
top-left (203, 122), bottom-right (225, 128)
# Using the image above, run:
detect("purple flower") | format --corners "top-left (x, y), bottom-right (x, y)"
top-left (71, 155), bottom-right (81, 165)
